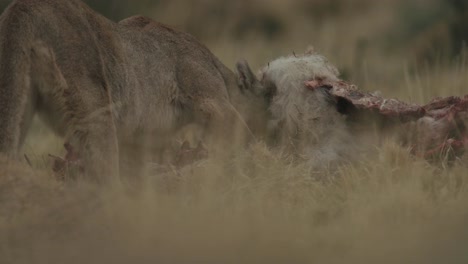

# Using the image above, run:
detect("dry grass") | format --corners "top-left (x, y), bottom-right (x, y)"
top-left (1, 139), bottom-right (468, 263)
top-left (1, 0), bottom-right (468, 263)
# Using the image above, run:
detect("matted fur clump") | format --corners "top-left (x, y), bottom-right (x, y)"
top-left (264, 52), bottom-right (351, 162)
top-left (238, 50), bottom-right (357, 169)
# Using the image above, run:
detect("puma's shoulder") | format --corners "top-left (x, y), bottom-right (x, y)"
top-left (119, 15), bottom-right (179, 34)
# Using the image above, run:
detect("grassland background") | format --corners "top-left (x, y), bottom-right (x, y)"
top-left (1, 0), bottom-right (468, 263)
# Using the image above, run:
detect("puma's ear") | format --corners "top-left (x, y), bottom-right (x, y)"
top-left (236, 59), bottom-right (261, 93)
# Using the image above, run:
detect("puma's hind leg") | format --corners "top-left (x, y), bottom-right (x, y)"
top-left (30, 41), bottom-right (121, 185)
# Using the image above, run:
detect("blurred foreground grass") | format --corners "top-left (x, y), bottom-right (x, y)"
top-left (2, 135), bottom-right (468, 263)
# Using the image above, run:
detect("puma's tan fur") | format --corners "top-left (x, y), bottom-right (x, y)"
top-left (0, 0), bottom-right (266, 183)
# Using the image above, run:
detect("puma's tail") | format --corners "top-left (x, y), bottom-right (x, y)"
top-left (0, 5), bottom-right (36, 157)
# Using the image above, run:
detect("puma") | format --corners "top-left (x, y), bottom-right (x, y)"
top-left (0, 0), bottom-right (268, 184)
